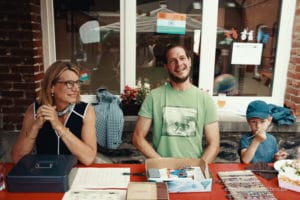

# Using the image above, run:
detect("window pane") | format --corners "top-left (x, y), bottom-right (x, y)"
top-left (214, 0), bottom-right (281, 96)
top-left (136, 0), bottom-right (202, 88)
top-left (54, 0), bottom-right (120, 94)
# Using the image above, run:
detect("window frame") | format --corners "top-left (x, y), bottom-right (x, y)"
top-left (41, 0), bottom-right (296, 112)
top-left (199, 0), bottom-right (296, 112)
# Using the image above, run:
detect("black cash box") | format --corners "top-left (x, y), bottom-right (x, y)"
top-left (7, 154), bottom-right (77, 192)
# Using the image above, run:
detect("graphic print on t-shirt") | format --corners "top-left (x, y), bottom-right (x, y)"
top-left (162, 106), bottom-right (197, 137)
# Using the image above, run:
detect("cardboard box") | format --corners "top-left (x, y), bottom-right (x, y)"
top-left (127, 182), bottom-right (169, 200)
top-left (7, 154), bottom-right (77, 192)
top-left (278, 174), bottom-right (300, 193)
top-left (145, 158), bottom-right (212, 193)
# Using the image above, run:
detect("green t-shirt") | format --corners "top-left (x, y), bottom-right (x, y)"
top-left (138, 83), bottom-right (218, 158)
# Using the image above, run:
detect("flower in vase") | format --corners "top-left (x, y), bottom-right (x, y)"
top-left (121, 79), bottom-right (151, 105)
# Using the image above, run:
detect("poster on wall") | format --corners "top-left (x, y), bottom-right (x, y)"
top-left (231, 42), bottom-right (263, 65)
top-left (156, 12), bottom-right (186, 35)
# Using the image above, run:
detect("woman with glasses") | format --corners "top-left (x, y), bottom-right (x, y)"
top-left (11, 61), bottom-right (97, 166)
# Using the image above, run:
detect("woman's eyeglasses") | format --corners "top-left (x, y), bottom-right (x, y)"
top-left (56, 80), bottom-right (81, 89)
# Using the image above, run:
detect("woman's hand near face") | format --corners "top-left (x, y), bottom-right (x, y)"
top-left (34, 111), bottom-right (46, 129)
top-left (37, 105), bottom-right (62, 131)
top-left (34, 106), bottom-right (49, 129)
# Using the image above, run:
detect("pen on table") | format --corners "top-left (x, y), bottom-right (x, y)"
top-left (250, 169), bottom-right (278, 173)
top-left (122, 172), bottom-right (145, 176)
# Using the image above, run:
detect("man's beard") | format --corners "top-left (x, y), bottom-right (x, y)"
top-left (169, 72), bottom-right (190, 83)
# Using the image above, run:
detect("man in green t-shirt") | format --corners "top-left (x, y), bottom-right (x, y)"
top-left (132, 44), bottom-right (220, 163)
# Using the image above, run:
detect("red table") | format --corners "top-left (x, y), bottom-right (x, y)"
top-left (0, 163), bottom-right (299, 200)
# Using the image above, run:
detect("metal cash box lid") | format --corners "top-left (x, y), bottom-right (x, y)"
top-left (7, 154), bottom-right (77, 192)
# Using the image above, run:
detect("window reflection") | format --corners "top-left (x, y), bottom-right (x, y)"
top-left (136, 0), bottom-right (202, 89)
top-left (214, 0), bottom-right (281, 96)
top-left (54, 0), bottom-right (120, 94)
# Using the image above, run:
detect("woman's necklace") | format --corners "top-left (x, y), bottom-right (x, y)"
top-left (57, 104), bottom-right (72, 117)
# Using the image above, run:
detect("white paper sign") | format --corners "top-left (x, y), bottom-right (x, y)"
top-left (231, 42), bottom-right (263, 65)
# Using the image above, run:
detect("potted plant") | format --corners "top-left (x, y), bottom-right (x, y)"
top-left (120, 79), bottom-right (151, 115)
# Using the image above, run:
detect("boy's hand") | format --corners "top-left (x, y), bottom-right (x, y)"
top-left (253, 128), bottom-right (266, 142)
top-left (275, 148), bottom-right (289, 161)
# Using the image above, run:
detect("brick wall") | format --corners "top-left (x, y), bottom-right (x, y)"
top-left (285, 0), bottom-right (300, 116)
top-left (0, 0), bottom-right (43, 131)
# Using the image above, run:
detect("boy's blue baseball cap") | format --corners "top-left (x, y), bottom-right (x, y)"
top-left (246, 100), bottom-right (270, 119)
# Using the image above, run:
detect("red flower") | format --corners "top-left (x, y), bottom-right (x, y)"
top-left (120, 85), bottom-right (139, 105)
top-left (120, 80), bottom-right (151, 105)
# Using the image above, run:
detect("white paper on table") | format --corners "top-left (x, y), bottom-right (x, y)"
top-left (70, 168), bottom-right (130, 189)
top-left (62, 189), bottom-right (127, 200)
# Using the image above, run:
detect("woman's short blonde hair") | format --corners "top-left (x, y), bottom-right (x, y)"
top-left (38, 61), bottom-right (80, 105)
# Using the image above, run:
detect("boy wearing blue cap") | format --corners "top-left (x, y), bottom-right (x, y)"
top-left (239, 100), bottom-right (288, 164)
